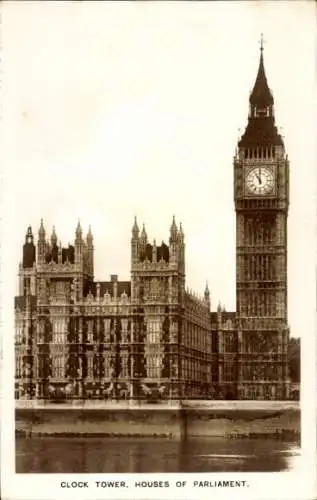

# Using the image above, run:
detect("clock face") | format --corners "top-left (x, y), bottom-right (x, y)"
top-left (245, 166), bottom-right (275, 195)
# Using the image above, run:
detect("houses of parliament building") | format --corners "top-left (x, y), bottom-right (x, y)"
top-left (15, 45), bottom-right (290, 402)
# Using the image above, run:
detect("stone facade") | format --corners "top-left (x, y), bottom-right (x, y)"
top-left (233, 46), bottom-right (290, 400)
top-left (14, 46), bottom-right (290, 402)
top-left (15, 219), bottom-right (212, 402)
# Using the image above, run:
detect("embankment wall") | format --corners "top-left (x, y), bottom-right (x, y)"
top-left (16, 403), bottom-right (300, 439)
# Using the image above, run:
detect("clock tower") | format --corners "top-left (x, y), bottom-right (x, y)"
top-left (234, 42), bottom-right (290, 400)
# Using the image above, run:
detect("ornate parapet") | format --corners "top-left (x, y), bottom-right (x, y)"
top-left (185, 289), bottom-right (210, 325)
top-left (37, 261), bottom-right (79, 275)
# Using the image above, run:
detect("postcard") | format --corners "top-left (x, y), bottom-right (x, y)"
top-left (1, 1), bottom-right (316, 499)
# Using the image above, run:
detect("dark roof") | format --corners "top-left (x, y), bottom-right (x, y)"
top-left (23, 243), bottom-right (36, 268)
top-left (238, 116), bottom-right (283, 148)
top-left (46, 244), bottom-right (75, 264)
top-left (249, 51), bottom-right (274, 107)
top-left (140, 242), bottom-right (169, 263)
top-left (239, 50), bottom-right (283, 148)
top-left (157, 242), bottom-right (169, 262)
top-left (62, 245), bottom-right (75, 264)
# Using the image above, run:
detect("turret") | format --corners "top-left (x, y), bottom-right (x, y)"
top-left (169, 215), bottom-right (178, 242)
top-left (204, 282), bottom-right (211, 310)
top-left (169, 216), bottom-right (178, 264)
top-left (177, 222), bottom-right (185, 271)
top-left (23, 226), bottom-right (36, 269)
top-left (217, 301), bottom-right (222, 316)
top-left (37, 219), bottom-right (46, 264)
top-left (139, 223), bottom-right (147, 255)
top-left (58, 241), bottom-right (63, 264)
top-left (75, 220), bottom-right (83, 266)
top-left (86, 225), bottom-right (94, 278)
top-left (131, 217), bottom-right (140, 264)
top-left (75, 220), bottom-right (82, 243)
top-left (152, 239), bottom-right (157, 263)
top-left (177, 222), bottom-right (184, 244)
top-left (51, 226), bottom-right (57, 247)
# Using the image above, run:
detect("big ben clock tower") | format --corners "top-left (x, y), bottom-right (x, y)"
top-left (234, 40), bottom-right (290, 400)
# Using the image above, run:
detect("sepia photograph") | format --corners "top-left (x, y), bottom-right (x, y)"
top-left (1, 1), bottom-right (316, 499)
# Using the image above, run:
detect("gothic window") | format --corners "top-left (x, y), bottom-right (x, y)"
top-left (246, 219), bottom-right (253, 245)
top-left (148, 279), bottom-right (160, 302)
top-left (146, 356), bottom-right (154, 378)
top-left (147, 321), bottom-right (153, 343)
top-left (120, 291), bottom-right (128, 307)
top-left (104, 355), bottom-right (112, 378)
top-left (146, 319), bottom-right (160, 343)
top-left (52, 356), bottom-right (64, 378)
top-left (121, 319), bottom-right (128, 343)
top-left (224, 333), bottom-right (235, 352)
top-left (223, 363), bottom-right (235, 382)
top-left (104, 319), bottom-right (111, 342)
top-left (16, 323), bottom-right (23, 344)
top-left (226, 319), bottom-right (233, 330)
top-left (256, 221), bottom-right (264, 245)
top-left (262, 256), bottom-right (266, 280)
top-left (250, 256), bottom-right (255, 280)
top-left (270, 293), bottom-right (277, 317)
top-left (121, 355), bottom-right (129, 378)
top-left (249, 386), bottom-right (257, 400)
top-left (56, 281), bottom-right (67, 301)
top-left (37, 321), bottom-right (45, 343)
top-left (16, 356), bottom-right (22, 378)
top-left (271, 256), bottom-right (276, 280)
top-left (87, 356), bottom-right (93, 378)
top-left (87, 321), bottom-right (93, 343)
top-left (53, 319), bottom-right (65, 344)
top-left (255, 256), bottom-right (261, 280)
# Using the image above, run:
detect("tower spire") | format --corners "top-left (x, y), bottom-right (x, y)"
top-left (249, 35), bottom-right (273, 108)
top-left (87, 225), bottom-right (93, 245)
top-left (170, 215), bottom-right (178, 242)
top-left (238, 37), bottom-right (283, 149)
top-left (51, 226), bottom-right (57, 246)
top-left (177, 222), bottom-right (184, 243)
top-left (140, 223), bottom-right (147, 242)
top-left (260, 33), bottom-right (264, 53)
top-left (132, 216), bottom-right (139, 238)
top-left (38, 219), bottom-right (45, 240)
top-left (75, 219), bottom-right (82, 243)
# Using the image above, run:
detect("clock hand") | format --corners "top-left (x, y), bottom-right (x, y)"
top-left (255, 173), bottom-right (262, 185)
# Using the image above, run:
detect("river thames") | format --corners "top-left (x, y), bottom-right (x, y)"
top-left (16, 436), bottom-right (300, 473)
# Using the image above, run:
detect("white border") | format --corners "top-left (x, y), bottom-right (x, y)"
top-left (1, 1), bottom-right (317, 499)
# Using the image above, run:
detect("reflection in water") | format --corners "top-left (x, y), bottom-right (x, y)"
top-left (16, 437), bottom-right (300, 473)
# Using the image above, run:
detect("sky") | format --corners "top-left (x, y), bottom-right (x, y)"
top-left (2, 1), bottom-right (316, 338)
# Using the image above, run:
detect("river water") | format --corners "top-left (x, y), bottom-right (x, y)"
top-left (16, 436), bottom-right (300, 473)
